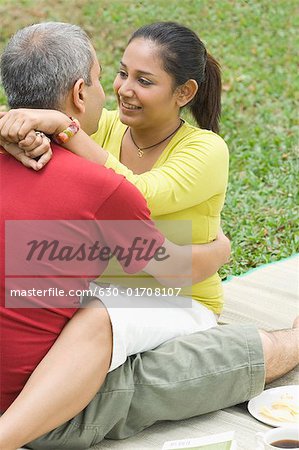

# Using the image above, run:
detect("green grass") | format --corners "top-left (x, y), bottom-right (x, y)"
top-left (0, 0), bottom-right (298, 277)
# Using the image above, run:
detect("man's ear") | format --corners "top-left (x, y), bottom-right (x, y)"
top-left (175, 79), bottom-right (198, 107)
top-left (72, 78), bottom-right (86, 113)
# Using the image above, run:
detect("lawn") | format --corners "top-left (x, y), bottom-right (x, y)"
top-left (0, 0), bottom-right (298, 277)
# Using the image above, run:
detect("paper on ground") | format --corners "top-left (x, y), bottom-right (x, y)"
top-left (162, 431), bottom-right (237, 450)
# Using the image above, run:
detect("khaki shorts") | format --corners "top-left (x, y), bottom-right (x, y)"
top-left (28, 323), bottom-right (265, 450)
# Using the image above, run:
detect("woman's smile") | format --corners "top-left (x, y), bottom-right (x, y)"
top-left (120, 100), bottom-right (142, 111)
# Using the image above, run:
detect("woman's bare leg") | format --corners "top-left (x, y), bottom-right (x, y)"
top-left (0, 301), bottom-right (112, 450)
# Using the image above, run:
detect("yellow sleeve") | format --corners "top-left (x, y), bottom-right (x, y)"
top-left (105, 132), bottom-right (229, 216)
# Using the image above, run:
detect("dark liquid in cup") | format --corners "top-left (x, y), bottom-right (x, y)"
top-left (271, 440), bottom-right (299, 449)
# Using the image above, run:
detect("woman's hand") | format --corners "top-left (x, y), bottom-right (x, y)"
top-left (0, 108), bottom-right (69, 170)
top-left (0, 131), bottom-right (53, 170)
top-left (0, 109), bottom-right (71, 143)
top-left (216, 228), bottom-right (231, 265)
top-left (0, 108), bottom-right (109, 169)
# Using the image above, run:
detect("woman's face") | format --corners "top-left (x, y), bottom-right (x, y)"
top-left (113, 38), bottom-right (180, 129)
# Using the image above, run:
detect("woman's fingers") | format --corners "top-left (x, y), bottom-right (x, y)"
top-left (18, 130), bottom-right (41, 150)
top-left (0, 111), bottom-right (53, 170)
top-left (35, 148), bottom-right (53, 169)
top-left (17, 116), bottom-right (40, 141)
top-left (20, 132), bottom-right (51, 157)
top-left (3, 142), bottom-right (40, 170)
top-left (19, 153), bottom-right (42, 171)
top-left (3, 134), bottom-right (52, 170)
top-left (0, 115), bottom-right (26, 142)
top-left (20, 133), bottom-right (53, 169)
top-left (216, 228), bottom-right (231, 264)
top-left (0, 110), bottom-right (35, 142)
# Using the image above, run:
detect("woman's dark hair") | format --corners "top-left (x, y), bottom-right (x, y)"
top-left (129, 22), bottom-right (221, 133)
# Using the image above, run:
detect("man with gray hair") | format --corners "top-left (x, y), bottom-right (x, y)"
top-left (1, 23), bottom-right (93, 110)
top-left (0, 22), bottom-right (298, 450)
top-left (0, 22), bottom-right (103, 136)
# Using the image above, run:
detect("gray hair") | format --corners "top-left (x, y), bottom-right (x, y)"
top-left (0, 22), bottom-right (94, 109)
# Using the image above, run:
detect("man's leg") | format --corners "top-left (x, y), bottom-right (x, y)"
top-left (261, 317), bottom-right (299, 383)
top-left (28, 321), bottom-right (299, 450)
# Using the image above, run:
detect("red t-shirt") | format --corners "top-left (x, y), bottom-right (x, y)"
top-left (0, 145), bottom-right (164, 411)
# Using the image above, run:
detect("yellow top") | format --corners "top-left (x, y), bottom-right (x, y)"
top-left (92, 109), bottom-right (229, 313)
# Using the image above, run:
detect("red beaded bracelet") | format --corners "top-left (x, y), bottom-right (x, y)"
top-left (52, 117), bottom-right (80, 144)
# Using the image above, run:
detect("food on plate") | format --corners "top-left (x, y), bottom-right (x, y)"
top-left (259, 393), bottom-right (299, 423)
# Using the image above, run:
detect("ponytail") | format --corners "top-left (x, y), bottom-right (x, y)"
top-left (190, 54), bottom-right (221, 133)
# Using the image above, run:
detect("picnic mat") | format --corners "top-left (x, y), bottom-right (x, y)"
top-left (90, 255), bottom-right (299, 450)
top-left (18, 255), bottom-right (298, 450)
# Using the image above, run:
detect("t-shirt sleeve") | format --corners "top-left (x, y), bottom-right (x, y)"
top-left (104, 132), bottom-right (229, 216)
top-left (94, 178), bottom-right (165, 274)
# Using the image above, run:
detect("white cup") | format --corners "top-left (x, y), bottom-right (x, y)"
top-left (256, 426), bottom-right (299, 449)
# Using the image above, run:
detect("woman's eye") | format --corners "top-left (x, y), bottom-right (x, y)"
top-left (139, 78), bottom-right (152, 86)
top-left (118, 70), bottom-right (127, 78)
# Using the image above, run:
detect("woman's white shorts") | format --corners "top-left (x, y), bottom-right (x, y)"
top-left (89, 282), bottom-right (218, 372)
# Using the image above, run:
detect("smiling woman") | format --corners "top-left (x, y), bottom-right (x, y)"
top-left (90, 23), bottom-right (228, 314)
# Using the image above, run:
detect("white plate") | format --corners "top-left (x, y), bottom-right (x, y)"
top-left (248, 385), bottom-right (299, 427)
